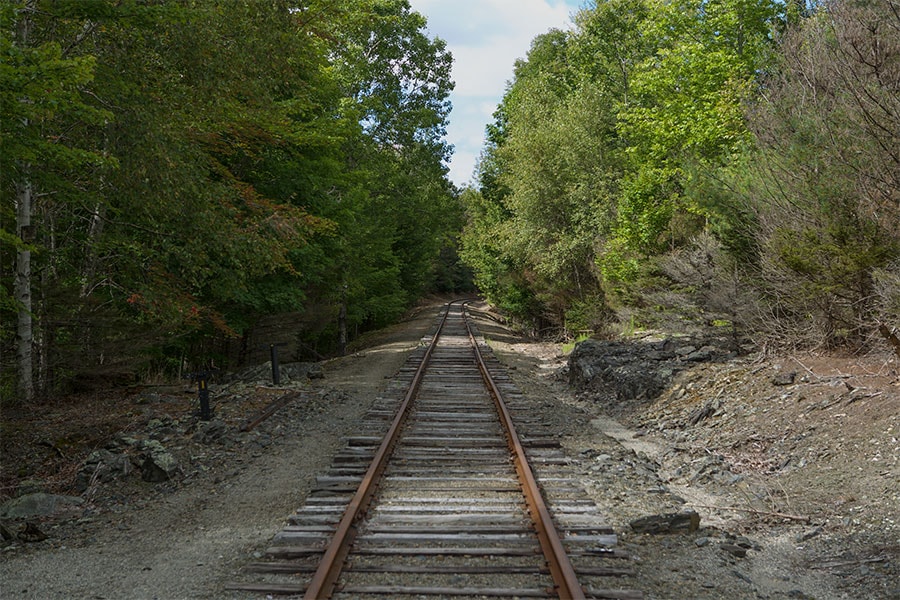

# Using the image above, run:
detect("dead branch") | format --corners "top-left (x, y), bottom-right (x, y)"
top-left (686, 503), bottom-right (811, 523)
top-left (877, 323), bottom-right (900, 359)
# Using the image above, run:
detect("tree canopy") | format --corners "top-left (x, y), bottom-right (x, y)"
top-left (1, 0), bottom-right (464, 400)
top-left (460, 0), bottom-right (899, 349)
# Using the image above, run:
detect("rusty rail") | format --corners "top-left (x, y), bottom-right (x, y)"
top-left (301, 304), bottom-right (451, 599)
top-left (239, 391), bottom-right (301, 432)
top-left (463, 305), bottom-right (586, 600)
top-left (224, 300), bottom-right (642, 598)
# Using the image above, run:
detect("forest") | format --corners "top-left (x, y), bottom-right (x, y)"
top-left (2, 0), bottom-right (468, 401)
top-left (3, 0), bottom-right (899, 402)
top-left (461, 0), bottom-right (900, 350)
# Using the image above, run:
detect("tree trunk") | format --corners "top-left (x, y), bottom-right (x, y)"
top-left (338, 283), bottom-right (348, 356)
top-left (80, 203), bottom-right (105, 298)
top-left (14, 5), bottom-right (35, 402)
top-left (15, 173), bottom-right (35, 402)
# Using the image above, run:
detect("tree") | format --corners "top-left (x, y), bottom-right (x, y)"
top-left (2, 0), bottom-right (461, 394)
top-left (298, 0), bottom-right (457, 351)
top-left (463, 21), bottom-right (636, 331)
top-left (611, 0), bottom-right (783, 264)
top-left (732, 0), bottom-right (900, 347)
top-left (1, 1), bottom-right (111, 400)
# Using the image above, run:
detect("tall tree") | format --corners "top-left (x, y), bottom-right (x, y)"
top-left (611, 0), bottom-right (782, 265)
top-left (1, 1), bottom-right (111, 400)
top-left (731, 0), bottom-right (900, 346)
top-left (2, 0), bottom-right (461, 393)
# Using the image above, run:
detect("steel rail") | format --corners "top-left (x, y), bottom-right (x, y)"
top-left (463, 305), bottom-right (587, 600)
top-left (302, 303), bottom-right (452, 599)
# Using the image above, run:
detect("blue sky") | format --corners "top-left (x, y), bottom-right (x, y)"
top-left (407, 0), bottom-right (587, 187)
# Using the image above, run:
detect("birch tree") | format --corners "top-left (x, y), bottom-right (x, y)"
top-left (1, 1), bottom-right (109, 400)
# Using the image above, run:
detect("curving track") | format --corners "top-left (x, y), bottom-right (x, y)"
top-left (228, 302), bottom-right (642, 599)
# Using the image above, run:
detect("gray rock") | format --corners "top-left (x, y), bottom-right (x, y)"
top-left (74, 449), bottom-right (135, 492)
top-left (796, 526), bottom-right (823, 542)
top-left (194, 419), bottom-right (228, 444)
top-left (733, 535), bottom-right (761, 551)
top-left (686, 348), bottom-right (713, 362)
top-left (306, 364), bottom-right (325, 380)
top-left (630, 510), bottom-right (700, 534)
top-left (568, 336), bottom-right (731, 405)
top-left (138, 440), bottom-right (180, 482)
top-left (721, 543), bottom-right (748, 557)
top-left (0, 493), bottom-right (84, 519)
top-left (772, 371), bottom-right (797, 386)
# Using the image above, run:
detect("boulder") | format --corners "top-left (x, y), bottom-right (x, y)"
top-left (138, 440), bottom-right (180, 482)
top-left (74, 449), bottom-right (134, 492)
top-left (0, 493), bottom-right (84, 519)
top-left (629, 510), bottom-right (701, 534)
top-left (568, 335), bottom-right (732, 406)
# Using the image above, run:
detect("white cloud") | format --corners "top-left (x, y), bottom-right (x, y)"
top-left (408, 0), bottom-right (581, 186)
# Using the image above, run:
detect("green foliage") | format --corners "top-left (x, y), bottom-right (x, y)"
top-left (1, 0), bottom-right (463, 392)
top-left (459, 0), bottom-right (793, 339)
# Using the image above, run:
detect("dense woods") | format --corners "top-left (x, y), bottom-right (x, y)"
top-left (4, 0), bottom-right (899, 402)
top-left (1, 0), bottom-right (465, 401)
top-left (461, 0), bottom-right (899, 350)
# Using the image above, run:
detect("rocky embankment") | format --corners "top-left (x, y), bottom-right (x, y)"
top-left (0, 361), bottom-right (340, 538)
top-left (567, 333), bottom-right (739, 408)
top-left (562, 333), bottom-right (899, 600)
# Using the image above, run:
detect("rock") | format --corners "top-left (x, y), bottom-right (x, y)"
top-left (732, 569), bottom-right (753, 583)
top-left (306, 364), bottom-right (325, 380)
top-left (684, 348), bottom-right (713, 362)
top-left (733, 535), bottom-right (761, 551)
top-left (74, 449), bottom-right (134, 492)
top-left (568, 336), bottom-right (731, 405)
top-left (772, 371), bottom-right (797, 386)
top-left (629, 510), bottom-right (700, 534)
top-left (138, 440), bottom-right (180, 482)
top-left (796, 526), bottom-right (823, 542)
top-left (0, 493), bottom-right (84, 519)
top-left (17, 522), bottom-right (47, 542)
top-left (721, 543), bottom-right (748, 557)
top-left (688, 400), bottom-right (719, 425)
top-left (193, 419), bottom-right (228, 444)
top-left (689, 455), bottom-right (726, 483)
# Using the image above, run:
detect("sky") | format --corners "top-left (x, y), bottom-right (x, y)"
top-left (407, 0), bottom-right (586, 188)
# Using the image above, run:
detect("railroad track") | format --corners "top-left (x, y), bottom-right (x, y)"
top-left (227, 302), bottom-right (641, 599)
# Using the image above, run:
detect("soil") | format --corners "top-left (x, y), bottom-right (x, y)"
top-left (1, 298), bottom-right (898, 600)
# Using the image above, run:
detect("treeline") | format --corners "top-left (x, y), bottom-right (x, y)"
top-left (461, 0), bottom-right (900, 349)
top-left (1, 0), bottom-right (467, 401)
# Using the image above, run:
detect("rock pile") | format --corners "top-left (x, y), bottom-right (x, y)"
top-left (567, 335), bottom-right (736, 407)
top-left (224, 361), bottom-right (324, 385)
